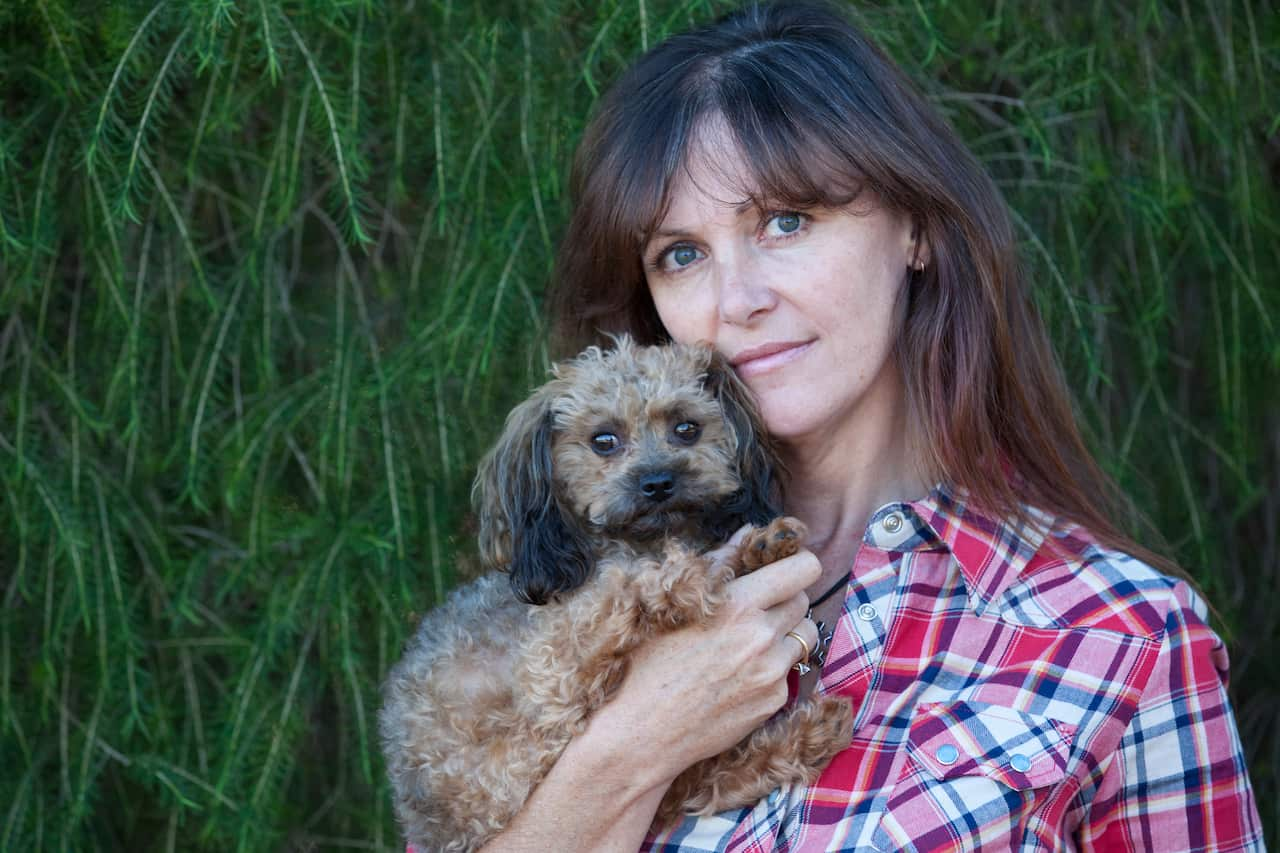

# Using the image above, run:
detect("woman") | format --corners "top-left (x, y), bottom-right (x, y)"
top-left (480, 2), bottom-right (1263, 850)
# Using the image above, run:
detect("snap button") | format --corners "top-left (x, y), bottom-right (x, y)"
top-left (882, 512), bottom-right (904, 534)
top-left (856, 603), bottom-right (877, 621)
top-left (1009, 753), bottom-right (1032, 772)
top-left (935, 743), bottom-right (959, 765)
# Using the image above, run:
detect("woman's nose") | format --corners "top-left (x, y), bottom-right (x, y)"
top-left (716, 253), bottom-right (777, 326)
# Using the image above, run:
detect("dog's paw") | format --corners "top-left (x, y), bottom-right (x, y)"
top-left (738, 517), bottom-right (807, 572)
top-left (804, 695), bottom-right (855, 765)
top-left (758, 693), bottom-right (853, 774)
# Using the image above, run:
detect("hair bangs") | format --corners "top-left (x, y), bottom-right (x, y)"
top-left (727, 114), bottom-right (867, 214)
top-left (711, 45), bottom-right (871, 213)
top-left (592, 72), bottom-right (721, 262)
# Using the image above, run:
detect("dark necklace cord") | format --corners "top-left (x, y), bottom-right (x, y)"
top-left (808, 572), bottom-right (849, 610)
top-left (803, 573), bottom-right (847, 670)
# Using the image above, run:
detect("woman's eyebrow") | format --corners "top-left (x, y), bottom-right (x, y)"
top-left (651, 226), bottom-right (696, 239)
top-left (651, 200), bottom-right (761, 239)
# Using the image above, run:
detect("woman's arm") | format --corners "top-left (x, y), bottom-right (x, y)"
top-left (474, 694), bottom-right (674, 852)
top-left (479, 543), bottom-right (823, 852)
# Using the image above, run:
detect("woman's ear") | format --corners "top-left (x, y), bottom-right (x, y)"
top-left (704, 351), bottom-right (784, 528)
top-left (908, 218), bottom-right (931, 271)
top-left (473, 385), bottom-right (592, 605)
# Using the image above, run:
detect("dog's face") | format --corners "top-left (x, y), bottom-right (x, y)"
top-left (549, 343), bottom-right (742, 537)
top-left (476, 336), bottom-right (780, 604)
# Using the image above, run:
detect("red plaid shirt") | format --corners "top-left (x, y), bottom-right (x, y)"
top-left (642, 487), bottom-right (1263, 852)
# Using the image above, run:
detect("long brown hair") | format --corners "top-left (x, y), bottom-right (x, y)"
top-left (549, 1), bottom-right (1177, 574)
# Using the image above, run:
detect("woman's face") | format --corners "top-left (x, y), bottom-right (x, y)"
top-left (642, 128), bottom-right (923, 446)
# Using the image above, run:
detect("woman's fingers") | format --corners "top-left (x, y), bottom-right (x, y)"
top-left (786, 617), bottom-right (821, 661)
top-left (727, 549), bottom-right (822, 611)
top-left (600, 578), bottom-right (824, 774)
top-left (704, 524), bottom-right (754, 563)
top-left (597, 539), bottom-right (825, 774)
top-left (779, 616), bottom-right (821, 669)
top-left (761, 590), bottom-right (810, 635)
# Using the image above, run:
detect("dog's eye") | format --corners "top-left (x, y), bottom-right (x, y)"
top-left (672, 421), bottom-right (702, 445)
top-left (590, 433), bottom-right (621, 455)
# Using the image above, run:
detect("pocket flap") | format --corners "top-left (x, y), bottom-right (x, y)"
top-left (906, 701), bottom-right (1075, 790)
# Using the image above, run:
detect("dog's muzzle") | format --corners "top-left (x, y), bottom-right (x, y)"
top-left (639, 471), bottom-right (677, 503)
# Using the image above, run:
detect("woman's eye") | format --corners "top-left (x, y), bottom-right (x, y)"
top-left (765, 211), bottom-right (805, 237)
top-left (668, 245), bottom-right (700, 268)
top-left (672, 422), bottom-right (701, 444)
top-left (591, 433), bottom-right (621, 455)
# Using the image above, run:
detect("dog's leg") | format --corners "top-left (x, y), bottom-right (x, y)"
top-left (525, 519), bottom-right (810, 740)
top-left (653, 694), bottom-right (853, 826)
top-left (629, 540), bottom-right (735, 630)
top-left (517, 561), bottom-right (658, 741)
top-left (520, 535), bottom-right (735, 741)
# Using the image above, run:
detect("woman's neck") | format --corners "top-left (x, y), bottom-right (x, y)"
top-left (777, 380), bottom-right (930, 578)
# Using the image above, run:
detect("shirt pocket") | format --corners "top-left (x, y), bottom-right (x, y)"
top-left (871, 700), bottom-right (1076, 852)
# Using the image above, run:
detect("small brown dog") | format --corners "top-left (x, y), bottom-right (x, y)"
top-left (379, 337), bottom-right (852, 852)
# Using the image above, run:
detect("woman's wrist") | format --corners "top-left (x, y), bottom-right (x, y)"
top-left (478, 701), bottom-right (673, 853)
top-left (567, 695), bottom-right (680, 803)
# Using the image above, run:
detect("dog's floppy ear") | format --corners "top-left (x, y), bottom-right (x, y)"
top-left (474, 386), bottom-right (593, 605)
top-left (704, 350), bottom-right (784, 528)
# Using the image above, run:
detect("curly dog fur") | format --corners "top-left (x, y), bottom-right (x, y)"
top-left (379, 337), bottom-right (853, 852)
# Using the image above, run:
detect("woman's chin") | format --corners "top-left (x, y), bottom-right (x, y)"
top-left (754, 394), bottom-right (831, 444)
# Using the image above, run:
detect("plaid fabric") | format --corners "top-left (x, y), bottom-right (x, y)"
top-left (642, 487), bottom-right (1265, 852)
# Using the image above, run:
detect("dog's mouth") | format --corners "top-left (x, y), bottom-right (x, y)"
top-left (596, 491), bottom-right (732, 539)
top-left (626, 504), bottom-right (702, 535)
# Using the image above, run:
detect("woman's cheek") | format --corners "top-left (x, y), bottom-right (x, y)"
top-left (653, 286), bottom-right (713, 345)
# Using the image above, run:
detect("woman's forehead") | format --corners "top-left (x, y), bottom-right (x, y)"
top-left (638, 130), bottom-right (772, 241)
top-left (655, 156), bottom-right (761, 231)
top-left (646, 115), bottom-right (864, 233)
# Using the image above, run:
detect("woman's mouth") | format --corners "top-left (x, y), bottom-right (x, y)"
top-left (729, 340), bottom-right (815, 378)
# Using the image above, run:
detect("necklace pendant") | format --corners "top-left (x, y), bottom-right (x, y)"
top-left (809, 620), bottom-right (834, 668)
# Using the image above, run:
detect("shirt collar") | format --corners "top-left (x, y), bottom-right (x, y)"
top-left (861, 484), bottom-right (1051, 616)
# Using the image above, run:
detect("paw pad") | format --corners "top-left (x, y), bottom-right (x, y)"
top-left (737, 517), bottom-right (807, 572)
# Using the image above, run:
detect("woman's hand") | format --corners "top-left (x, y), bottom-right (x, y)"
top-left (478, 529), bottom-right (823, 852)
top-left (587, 527), bottom-right (824, 790)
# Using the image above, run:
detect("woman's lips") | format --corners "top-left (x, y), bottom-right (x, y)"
top-left (730, 340), bottom-right (814, 378)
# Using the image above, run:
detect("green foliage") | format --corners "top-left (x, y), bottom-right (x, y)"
top-left (1, 0), bottom-right (1276, 847)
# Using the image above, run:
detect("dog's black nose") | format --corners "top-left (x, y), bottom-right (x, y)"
top-left (639, 472), bottom-right (676, 502)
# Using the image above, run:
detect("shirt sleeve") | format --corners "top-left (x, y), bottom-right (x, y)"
top-left (1075, 580), bottom-right (1264, 851)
